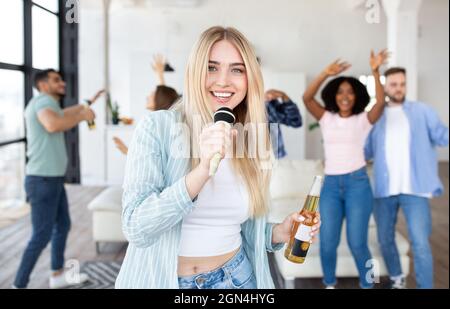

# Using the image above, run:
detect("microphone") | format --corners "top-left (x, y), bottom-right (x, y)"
top-left (209, 107), bottom-right (236, 176)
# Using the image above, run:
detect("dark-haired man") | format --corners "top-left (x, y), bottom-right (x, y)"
top-left (365, 67), bottom-right (449, 289)
top-left (13, 69), bottom-right (104, 289)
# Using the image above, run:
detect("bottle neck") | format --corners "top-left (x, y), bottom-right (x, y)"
top-left (309, 176), bottom-right (322, 197)
top-left (302, 195), bottom-right (320, 213)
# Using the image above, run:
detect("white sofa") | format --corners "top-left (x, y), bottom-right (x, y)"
top-left (268, 159), bottom-right (410, 288)
top-left (87, 186), bottom-right (126, 253)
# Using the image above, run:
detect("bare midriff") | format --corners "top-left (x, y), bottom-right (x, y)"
top-left (177, 247), bottom-right (240, 277)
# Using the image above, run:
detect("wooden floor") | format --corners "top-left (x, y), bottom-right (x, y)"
top-left (0, 163), bottom-right (448, 289)
top-left (0, 186), bottom-right (125, 289)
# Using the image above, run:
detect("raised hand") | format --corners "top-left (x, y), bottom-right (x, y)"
top-left (151, 54), bottom-right (165, 74)
top-left (370, 49), bottom-right (390, 72)
top-left (265, 89), bottom-right (289, 102)
top-left (264, 90), bottom-right (276, 102)
top-left (89, 89), bottom-right (106, 104)
top-left (323, 59), bottom-right (351, 77)
top-left (152, 54), bottom-right (166, 85)
top-left (113, 136), bottom-right (128, 155)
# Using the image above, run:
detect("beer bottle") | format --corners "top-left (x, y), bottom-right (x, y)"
top-left (284, 175), bottom-right (323, 263)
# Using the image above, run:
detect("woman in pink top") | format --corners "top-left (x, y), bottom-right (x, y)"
top-left (302, 50), bottom-right (389, 288)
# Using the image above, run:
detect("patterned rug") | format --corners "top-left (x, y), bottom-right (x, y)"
top-left (67, 261), bottom-right (122, 289)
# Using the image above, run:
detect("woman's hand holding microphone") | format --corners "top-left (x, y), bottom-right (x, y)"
top-left (185, 121), bottom-right (237, 200)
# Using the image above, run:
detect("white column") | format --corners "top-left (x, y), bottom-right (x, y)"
top-left (103, 0), bottom-right (111, 184)
top-left (382, 0), bottom-right (422, 100)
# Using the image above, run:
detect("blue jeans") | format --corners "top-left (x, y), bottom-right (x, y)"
top-left (374, 194), bottom-right (433, 289)
top-left (319, 167), bottom-right (374, 288)
top-left (178, 247), bottom-right (257, 289)
top-left (14, 176), bottom-right (71, 288)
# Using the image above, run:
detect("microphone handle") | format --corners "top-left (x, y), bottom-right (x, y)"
top-left (208, 119), bottom-right (233, 176)
top-left (209, 152), bottom-right (222, 176)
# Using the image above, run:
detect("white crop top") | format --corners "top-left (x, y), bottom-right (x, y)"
top-left (178, 159), bottom-right (250, 257)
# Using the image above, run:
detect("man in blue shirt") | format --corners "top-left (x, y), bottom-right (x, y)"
top-left (265, 89), bottom-right (302, 159)
top-left (14, 69), bottom-right (103, 289)
top-left (365, 67), bottom-right (449, 289)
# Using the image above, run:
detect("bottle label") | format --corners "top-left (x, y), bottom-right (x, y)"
top-left (295, 224), bottom-right (312, 242)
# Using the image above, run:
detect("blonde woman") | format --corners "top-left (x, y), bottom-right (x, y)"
top-left (115, 26), bottom-right (321, 289)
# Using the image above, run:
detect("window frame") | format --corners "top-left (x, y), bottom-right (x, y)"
top-left (0, 0), bottom-right (80, 200)
top-left (0, 0), bottom-right (61, 146)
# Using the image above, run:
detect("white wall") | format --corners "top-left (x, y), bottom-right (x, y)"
top-left (418, 0), bottom-right (449, 161)
top-left (78, 0), bottom-right (448, 184)
top-left (79, 8), bottom-right (107, 185)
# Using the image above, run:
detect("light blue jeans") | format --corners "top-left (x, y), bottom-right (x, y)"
top-left (319, 167), bottom-right (374, 288)
top-left (178, 246), bottom-right (257, 289)
top-left (374, 194), bottom-right (433, 289)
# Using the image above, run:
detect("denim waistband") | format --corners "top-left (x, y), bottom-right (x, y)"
top-left (325, 165), bottom-right (368, 178)
top-left (25, 175), bottom-right (65, 181)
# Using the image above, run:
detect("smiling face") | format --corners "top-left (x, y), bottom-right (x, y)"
top-left (385, 72), bottom-right (406, 104)
top-left (38, 72), bottom-right (66, 97)
top-left (205, 40), bottom-right (248, 112)
top-left (335, 81), bottom-right (356, 116)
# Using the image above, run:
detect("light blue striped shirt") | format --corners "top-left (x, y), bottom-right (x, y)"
top-left (115, 109), bottom-right (283, 289)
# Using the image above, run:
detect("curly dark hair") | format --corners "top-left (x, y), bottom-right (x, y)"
top-left (321, 76), bottom-right (370, 115)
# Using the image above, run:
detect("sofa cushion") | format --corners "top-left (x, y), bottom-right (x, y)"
top-left (269, 198), bottom-right (304, 223)
top-left (270, 159), bottom-right (323, 200)
top-left (92, 211), bottom-right (126, 241)
top-left (88, 187), bottom-right (123, 212)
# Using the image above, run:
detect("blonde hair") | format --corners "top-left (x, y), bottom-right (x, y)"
top-left (178, 26), bottom-right (272, 217)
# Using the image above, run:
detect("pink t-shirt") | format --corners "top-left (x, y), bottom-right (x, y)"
top-left (319, 111), bottom-right (373, 175)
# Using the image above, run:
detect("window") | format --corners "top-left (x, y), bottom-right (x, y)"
top-left (359, 75), bottom-right (386, 111)
top-left (32, 0), bottom-right (59, 13)
top-left (0, 1), bottom-right (24, 65)
top-left (0, 143), bottom-right (25, 208)
top-left (32, 5), bottom-right (59, 70)
top-left (0, 0), bottom-right (69, 210)
top-left (0, 70), bottom-right (25, 143)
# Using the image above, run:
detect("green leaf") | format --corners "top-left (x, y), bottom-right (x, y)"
top-left (308, 122), bottom-right (320, 131)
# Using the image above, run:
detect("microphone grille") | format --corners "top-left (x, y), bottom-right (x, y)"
top-left (213, 107), bottom-right (235, 124)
